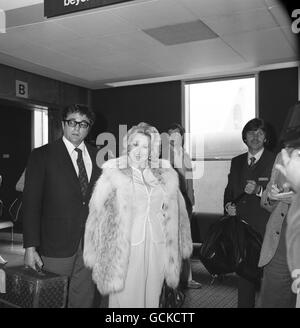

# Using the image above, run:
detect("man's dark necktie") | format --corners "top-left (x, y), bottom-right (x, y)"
top-left (75, 148), bottom-right (89, 197)
top-left (249, 156), bottom-right (256, 168)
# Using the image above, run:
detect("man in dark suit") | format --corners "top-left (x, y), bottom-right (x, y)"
top-left (167, 123), bottom-right (202, 290)
top-left (224, 118), bottom-right (276, 308)
top-left (22, 104), bottom-right (101, 308)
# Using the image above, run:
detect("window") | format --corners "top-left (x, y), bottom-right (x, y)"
top-left (33, 108), bottom-right (48, 149)
top-left (185, 76), bottom-right (257, 214)
top-left (185, 76), bottom-right (256, 160)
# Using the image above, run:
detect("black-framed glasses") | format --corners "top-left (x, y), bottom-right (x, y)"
top-left (64, 119), bottom-right (90, 129)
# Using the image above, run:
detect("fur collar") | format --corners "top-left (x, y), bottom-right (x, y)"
top-left (101, 156), bottom-right (178, 195)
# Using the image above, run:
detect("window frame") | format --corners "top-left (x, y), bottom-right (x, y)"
top-left (183, 74), bottom-right (258, 161)
top-left (32, 107), bottom-right (49, 149)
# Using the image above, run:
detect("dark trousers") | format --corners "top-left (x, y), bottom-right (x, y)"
top-left (258, 220), bottom-right (296, 308)
top-left (238, 276), bottom-right (256, 308)
top-left (180, 258), bottom-right (191, 288)
top-left (41, 241), bottom-right (96, 308)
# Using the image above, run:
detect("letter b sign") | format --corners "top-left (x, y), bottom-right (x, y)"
top-left (16, 80), bottom-right (28, 98)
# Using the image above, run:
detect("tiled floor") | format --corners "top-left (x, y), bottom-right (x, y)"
top-left (183, 258), bottom-right (237, 308)
top-left (0, 239), bottom-right (238, 308)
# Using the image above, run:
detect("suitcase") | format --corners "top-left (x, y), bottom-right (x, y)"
top-left (0, 265), bottom-right (68, 308)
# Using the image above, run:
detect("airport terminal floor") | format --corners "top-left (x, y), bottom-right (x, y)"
top-left (0, 236), bottom-right (238, 308)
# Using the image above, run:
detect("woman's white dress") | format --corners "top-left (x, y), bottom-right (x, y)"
top-left (109, 166), bottom-right (166, 308)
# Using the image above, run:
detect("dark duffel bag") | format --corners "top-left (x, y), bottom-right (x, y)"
top-left (198, 192), bottom-right (263, 284)
top-left (198, 215), bottom-right (263, 284)
top-left (198, 215), bottom-right (244, 276)
top-left (235, 222), bottom-right (263, 284)
top-left (0, 265), bottom-right (68, 308)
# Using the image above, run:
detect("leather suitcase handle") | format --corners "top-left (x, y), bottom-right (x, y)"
top-left (24, 266), bottom-right (46, 276)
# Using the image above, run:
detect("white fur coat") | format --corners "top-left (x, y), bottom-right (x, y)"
top-left (83, 156), bottom-right (193, 295)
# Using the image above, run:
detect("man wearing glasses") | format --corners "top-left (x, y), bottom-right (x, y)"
top-left (22, 104), bottom-right (101, 308)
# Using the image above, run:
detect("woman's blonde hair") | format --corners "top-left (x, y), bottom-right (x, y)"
top-left (122, 122), bottom-right (161, 165)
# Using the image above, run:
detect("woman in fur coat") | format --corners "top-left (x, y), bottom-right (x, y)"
top-left (83, 122), bottom-right (193, 308)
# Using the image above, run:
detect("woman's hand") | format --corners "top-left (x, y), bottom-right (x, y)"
top-left (268, 184), bottom-right (295, 204)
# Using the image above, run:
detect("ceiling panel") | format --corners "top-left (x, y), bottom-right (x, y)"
top-left (165, 38), bottom-right (245, 72)
top-left (7, 43), bottom-right (77, 68)
top-left (7, 42), bottom-right (111, 84)
top-left (111, 0), bottom-right (197, 29)
top-left (143, 20), bottom-right (218, 45)
top-left (54, 10), bottom-right (138, 38)
top-left (49, 62), bottom-right (111, 82)
top-left (202, 8), bottom-right (278, 36)
top-left (0, 33), bottom-right (29, 53)
top-left (92, 31), bottom-right (184, 72)
top-left (93, 29), bottom-right (164, 50)
top-left (6, 21), bottom-right (82, 47)
top-left (47, 36), bottom-right (115, 64)
top-left (281, 26), bottom-right (299, 51)
top-left (269, 5), bottom-right (292, 27)
top-left (223, 27), bottom-right (296, 65)
top-left (90, 55), bottom-right (162, 80)
top-left (50, 29), bottom-right (168, 68)
top-left (0, 50), bottom-right (97, 88)
top-left (178, 0), bottom-right (266, 18)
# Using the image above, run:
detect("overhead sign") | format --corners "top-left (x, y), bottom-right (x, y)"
top-left (44, 0), bottom-right (135, 18)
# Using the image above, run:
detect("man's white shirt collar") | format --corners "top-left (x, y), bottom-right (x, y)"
top-left (248, 147), bottom-right (264, 164)
top-left (62, 136), bottom-right (92, 180)
top-left (63, 136), bottom-right (86, 155)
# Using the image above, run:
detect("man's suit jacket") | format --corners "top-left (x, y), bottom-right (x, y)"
top-left (224, 149), bottom-right (276, 237)
top-left (22, 138), bottom-right (101, 258)
top-left (259, 152), bottom-right (290, 267)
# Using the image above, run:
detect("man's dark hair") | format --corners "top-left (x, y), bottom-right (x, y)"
top-left (168, 123), bottom-right (185, 147)
top-left (242, 118), bottom-right (268, 143)
top-left (61, 104), bottom-right (96, 125)
top-left (168, 123), bottom-right (185, 136)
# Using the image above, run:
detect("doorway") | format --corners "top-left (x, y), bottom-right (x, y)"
top-left (0, 101), bottom-right (32, 232)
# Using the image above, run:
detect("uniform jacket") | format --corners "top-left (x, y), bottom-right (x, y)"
top-left (83, 156), bottom-right (193, 295)
top-left (259, 152), bottom-right (290, 267)
top-left (22, 138), bottom-right (101, 257)
top-left (224, 149), bottom-right (276, 236)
